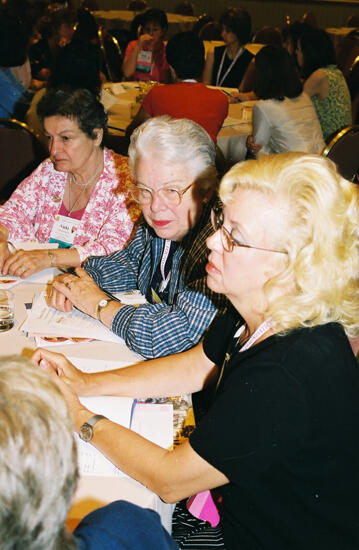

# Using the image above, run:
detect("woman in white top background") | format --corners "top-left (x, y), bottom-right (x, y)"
top-left (247, 46), bottom-right (325, 157)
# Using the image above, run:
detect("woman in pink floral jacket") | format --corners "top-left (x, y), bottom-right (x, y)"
top-left (0, 88), bottom-right (139, 278)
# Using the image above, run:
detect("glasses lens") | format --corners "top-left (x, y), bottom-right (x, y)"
top-left (131, 187), bottom-right (152, 204)
top-left (159, 188), bottom-right (181, 205)
top-left (221, 226), bottom-right (232, 252)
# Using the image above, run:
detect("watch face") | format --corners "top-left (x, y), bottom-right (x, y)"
top-left (99, 299), bottom-right (108, 308)
top-left (79, 423), bottom-right (93, 442)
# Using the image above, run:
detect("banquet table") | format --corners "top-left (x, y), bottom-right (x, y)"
top-left (0, 279), bottom-right (174, 532)
top-left (104, 81), bottom-right (252, 166)
top-left (93, 10), bottom-right (197, 39)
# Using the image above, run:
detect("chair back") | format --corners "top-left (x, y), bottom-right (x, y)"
top-left (192, 13), bottom-right (213, 36)
top-left (348, 56), bottom-right (359, 124)
top-left (0, 119), bottom-right (48, 201)
top-left (322, 125), bottom-right (359, 183)
top-left (198, 21), bottom-right (222, 41)
top-left (98, 27), bottom-right (123, 82)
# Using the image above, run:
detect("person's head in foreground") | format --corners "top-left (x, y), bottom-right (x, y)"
top-left (254, 45), bottom-right (303, 101)
top-left (165, 31), bottom-right (205, 81)
top-left (37, 86), bottom-right (108, 175)
top-left (0, 356), bottom-right (178, 550)
top-left (207, 151), bottom-right (359, 336)
top-left (128, 115), bottom-right (217, 242)
top-left (0, 355), bottom-right (78, 550)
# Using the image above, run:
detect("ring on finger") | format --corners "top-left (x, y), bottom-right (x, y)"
top-left (20, 267), bottom-right (26, 273)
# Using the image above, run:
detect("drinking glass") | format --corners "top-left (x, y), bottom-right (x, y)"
top-left (0, 290), bottom-right (14, 332)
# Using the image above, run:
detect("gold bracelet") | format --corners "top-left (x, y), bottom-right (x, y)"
top-left (48, 250), bottom-right (56, 267)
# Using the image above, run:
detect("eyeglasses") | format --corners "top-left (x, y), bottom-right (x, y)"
top-left (130, 183), bottom-right (193, 206)
top-left (211, 208), bottom-right (287, 254)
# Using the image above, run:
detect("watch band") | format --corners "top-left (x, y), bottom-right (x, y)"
top-left (79, 414), bottom-right (106, 442)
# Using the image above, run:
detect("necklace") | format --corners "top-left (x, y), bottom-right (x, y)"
top-left (67, 162), bottom-right (103, 215)
top-left (216, 45), bottom-right (244, 87)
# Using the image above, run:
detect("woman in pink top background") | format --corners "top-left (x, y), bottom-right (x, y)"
top-left (0, 87), bottom-right (139, 278)
top-left (122, 9), bottom-right (170, 83)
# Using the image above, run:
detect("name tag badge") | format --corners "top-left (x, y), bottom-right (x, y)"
top-left (136, 49), bottom-right (152, 73)
top-left (49, 214), bottom-right (81, 248)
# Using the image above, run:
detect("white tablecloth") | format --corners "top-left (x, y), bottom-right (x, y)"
top-left (1, 280), bottom-right (173, 532)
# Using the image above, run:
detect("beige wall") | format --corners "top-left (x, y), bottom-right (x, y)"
top-left (73, 0), bottom-right (359, 31)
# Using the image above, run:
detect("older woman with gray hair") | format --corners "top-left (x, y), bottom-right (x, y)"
top-left (49, 116), bottom-right (227, 358)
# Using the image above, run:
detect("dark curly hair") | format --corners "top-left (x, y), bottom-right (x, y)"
top-left (219, 7), bottom-right (252, 45)
top-left (254, 45), bottom-right (303, 100)
top-left (37, 87), bottom-right (108, 147)
top-left (299, 29), bottom-right (336, 80)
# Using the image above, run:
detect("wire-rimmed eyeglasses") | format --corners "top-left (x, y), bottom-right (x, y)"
top-left (211, 207), bottom-right (287, 254)
top-left (130, 183), bottom-right (193, 206)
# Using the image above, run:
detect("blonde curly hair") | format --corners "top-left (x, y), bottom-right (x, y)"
top-left (219, 152), bottom-right (359, 336)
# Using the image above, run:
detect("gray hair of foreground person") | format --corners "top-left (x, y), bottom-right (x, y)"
top-left (220, 152), bottom-right (359, 336)
top-left (128, 116), bottom-right (218, 196)
top-left (0, 356), bottom-right (78, 550)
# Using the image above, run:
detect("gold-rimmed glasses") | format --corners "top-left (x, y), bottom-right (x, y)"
top-left (211, 207), bottom-right (287, 254)
top-left (130, 183), bottom-right (193, 206)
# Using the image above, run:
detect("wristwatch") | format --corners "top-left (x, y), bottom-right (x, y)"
top-left (79, 414), bottom-right (106, 442)
top-left (96, 298), bottom-right (111, 320)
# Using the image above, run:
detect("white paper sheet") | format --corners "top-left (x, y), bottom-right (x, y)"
top-left (20, 292), bottom-right (125, 343)
top-left (69, 357), bottom-right (173, 478)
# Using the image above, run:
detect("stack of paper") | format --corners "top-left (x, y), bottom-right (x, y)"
top-left (20, 292), bottom-right (124, 343)
top-left (70, 357), bottom-right (173, 478)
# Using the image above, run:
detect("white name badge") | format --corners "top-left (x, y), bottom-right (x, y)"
top-left (49, 214), bottom-right (82, 249)
top-left (136, 49), bottom-right (152, 73)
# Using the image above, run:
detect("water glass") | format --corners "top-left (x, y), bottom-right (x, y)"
top-left (0, 290), bottom-right (14, 332)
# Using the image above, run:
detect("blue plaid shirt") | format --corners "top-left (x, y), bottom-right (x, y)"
top-left (84, 195), bottom-right (228, 358)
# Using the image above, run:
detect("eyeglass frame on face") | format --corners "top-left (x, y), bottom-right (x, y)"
top-left (211, 207), bottom-right (288, 254)
top-left (130, 182), bottom-right (194, 206)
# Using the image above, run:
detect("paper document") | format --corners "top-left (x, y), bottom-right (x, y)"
top-left (69, 357), bottom-right (173, 477)
top-left (0, 268), bottom-right (61, 289)
top-left (20, 292), bottom-right (125, 343)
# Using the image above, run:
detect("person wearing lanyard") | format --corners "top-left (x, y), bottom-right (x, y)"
top-left (202, 7), bottom-right (254, 89)
top-left (0, 87), bottom-right (139, 278)
top-left (47, 116), bottom-right (228, 359)
top-left (34, 151), bottom-right (359, 550)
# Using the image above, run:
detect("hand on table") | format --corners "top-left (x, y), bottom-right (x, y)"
top-left (246, 135), bottom-right (262, 156)
top-left (0, 241), bottom-right (11, 273)
top-left (32, 348), bottom-right (93, 429)
top-left (2, 249), bottom-right (50, 278)
top-left (49, 266), bottom-right (108, 318)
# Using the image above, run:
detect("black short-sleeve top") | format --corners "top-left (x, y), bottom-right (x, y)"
top-left (190, 307), bottom-right (359, 550)
top-left (212, 46), bottom-right (253, 88)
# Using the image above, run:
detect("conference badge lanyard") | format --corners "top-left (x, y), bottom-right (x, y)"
top-left (151, 239), bottom-right (172, 304)
top-left (216, 46), bottom-right (244, 87)
top-left (136, 49), bottom-right (152, 73)
top-left (49, 215), bottom-right (81, 249)
top-left (215, 319), bottom-right (272, 392)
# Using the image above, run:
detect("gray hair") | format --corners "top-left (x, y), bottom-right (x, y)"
top-left (128, 116), bottom-right (217, 196)
top-left (0, 356), bottom-right (78, 550)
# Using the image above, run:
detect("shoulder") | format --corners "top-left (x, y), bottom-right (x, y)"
top-left (305, 69), bottom-right (327, 95)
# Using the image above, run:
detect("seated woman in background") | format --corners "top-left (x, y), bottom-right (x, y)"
top-left (122, 9), bottom-right (170, 83)
top-left (35, 152), bottom-right (359, 550)
top-left (26, 40), bottom-right (103, 143)
top-left (297, 28), bottom-right (352, 141)
top-left (48, 116), bottom-right (227, 359)
top-left (247, 45), bottom-right (324, 156)
top-left (202, 7), bottom-right (253, 89)
top-left (0, 15), bottom-right (34, 119)
top-left (0, 87), bottom-right (139, 278)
